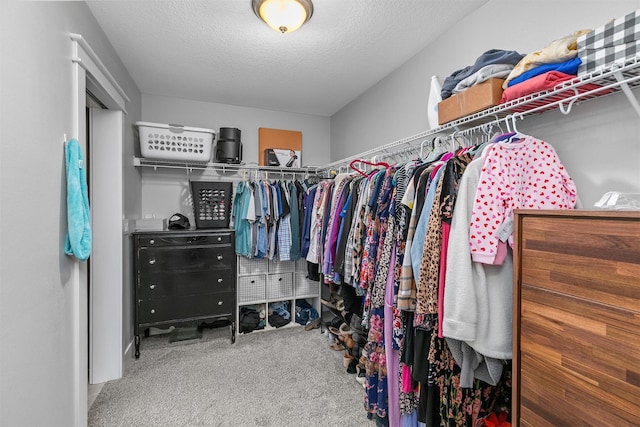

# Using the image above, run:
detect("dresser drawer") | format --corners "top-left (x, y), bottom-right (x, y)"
top-left (138, 244), bottom-right (235, 274)
top-left (137, 232), bottom-right (232, 246)
top-left (519, 214), bottom-right (640, 312)
top-left (137, 292), bottom-right (235, 325)
top-left (138, 268), bottom-right (235, 299)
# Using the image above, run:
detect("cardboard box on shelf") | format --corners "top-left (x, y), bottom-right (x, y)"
top-left (438, 78), bottom-right (505, 125)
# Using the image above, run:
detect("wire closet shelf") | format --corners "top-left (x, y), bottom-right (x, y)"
top-left (321, 54), bottom-right (640, 174)
top-left (133, 157), bottom-right (323, 179)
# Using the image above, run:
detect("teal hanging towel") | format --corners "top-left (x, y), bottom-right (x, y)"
top-left (64, 139), bottom-right (92, 260)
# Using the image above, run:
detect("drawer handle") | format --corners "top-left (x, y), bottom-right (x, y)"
top-left (149, 284), bottom-right (156, 290)
top-left (218, 301), bottom-right (223, 306)
top-left (217, 237), bottom-right (222, 242)
top-left (250, 280), bottom-right (255, 284)
top-left (149, 239), bottom-right (155, 245)
top-left (149, 258), bottom-right (156, 265)
top-left (278, 278), bottom-right (283, 281)
top-left (217, 255), bottom-right (223, 261)
top-left (217, 278), bottom-right (223, 283)
top-left (150, 309), bottom-right (155, 314)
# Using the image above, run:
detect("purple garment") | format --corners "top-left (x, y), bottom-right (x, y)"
top-left (322, 184), bottom-right (348, 277)
top-left (385, 248), bottom-right (400, 427)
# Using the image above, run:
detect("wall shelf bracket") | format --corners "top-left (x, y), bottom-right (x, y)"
top-left (613, 70), bottom-right (640, 119)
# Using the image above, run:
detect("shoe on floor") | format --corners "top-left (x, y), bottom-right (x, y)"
top-left (356, 370), bottom-right (366, 387)
top-left (343, 352), bottom-right (355, 369)
top-left (305, 318), bottom-right (321, 331)
top-left (329, 342), bottom-right (345, 351)
top-left (346, 358), bottom-right (358, 374)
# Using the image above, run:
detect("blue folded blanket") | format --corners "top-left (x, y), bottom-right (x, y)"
top-left (507, 57), bottom-right (582, 87)
top-left (64, 139), bottom-right (92, 261)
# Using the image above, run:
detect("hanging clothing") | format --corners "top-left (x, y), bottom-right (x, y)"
top-left (300, 184), bottom-right (317, 259)
top-left (443, 151), bottom-right (514, 386)
top-left (364, 167), bottom-right (396, 421)
top-left (296, 127), bottom-right (581, 427)
top-left (64, 139), bottom-right (92, 261)
top-left (289, 181), bottom-right (301, 261)
top-left (468, 136), bottom-right (577, 264)
top-left (232, 181), bottom-right (252, 257)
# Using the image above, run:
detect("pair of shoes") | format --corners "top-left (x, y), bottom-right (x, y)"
top-left (329, 317), bottom-right (343, 329)
top-left (304, 318), bottom-right (321, 331)
top-left (329, 342), bottom-right (345, 351)
top-left (330, 325), bottom-right (355, 349)
top-left (339, 323), bottom-right (352, 335)
top-left (356, 369), bottom-right (366, 387)
top-left (346, 357), bottom-right (358, 374)
top-left (343, 352), bottom-right (355, 369)
top-left (344, 335), bottom-right (355, 349)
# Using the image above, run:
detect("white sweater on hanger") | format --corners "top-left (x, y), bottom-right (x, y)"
top-left (442, 152), bottom-right (513, 361)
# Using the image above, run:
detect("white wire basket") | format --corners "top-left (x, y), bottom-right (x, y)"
top-left (238, 275), bottom-right (267, 303)
top-left (136, 121), bottom-right (214, 162)
top-left (266, 273), bottom-right (294, 300)
top-left (294, 272), bottom-right (319, 297)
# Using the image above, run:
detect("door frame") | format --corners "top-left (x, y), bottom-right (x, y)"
top-left (70, 32), bottom-right (129, 426)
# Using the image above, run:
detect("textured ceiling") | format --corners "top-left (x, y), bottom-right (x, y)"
top-left (86, 0), bottom-right (488, 116)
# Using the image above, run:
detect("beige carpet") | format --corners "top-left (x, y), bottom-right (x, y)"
top-left (88, 324), bottom-right (371, 427)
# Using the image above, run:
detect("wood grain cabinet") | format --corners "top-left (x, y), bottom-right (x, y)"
top-left (133, 230), bottom-right (236, 358)
top-left (512, 210), bottom-right (640, 427)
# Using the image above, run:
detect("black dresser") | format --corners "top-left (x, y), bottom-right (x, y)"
top-left (132, 230), bottom-right (236, 358)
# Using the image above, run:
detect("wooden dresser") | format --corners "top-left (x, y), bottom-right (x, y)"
top-left (512, 210), bottom-right (640, 427)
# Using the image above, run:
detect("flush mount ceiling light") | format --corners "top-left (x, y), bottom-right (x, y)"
top-left (252, 0), bottom-right (314, 34)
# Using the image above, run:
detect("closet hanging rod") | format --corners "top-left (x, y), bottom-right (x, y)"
top-left (321, 116), bottom-right (514, 172)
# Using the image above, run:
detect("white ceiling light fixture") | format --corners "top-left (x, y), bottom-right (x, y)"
top-left (252, 0), bottom-right (314, 34)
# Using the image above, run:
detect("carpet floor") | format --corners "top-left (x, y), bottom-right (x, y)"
top-left (88, 324), bottom-right (372, 427)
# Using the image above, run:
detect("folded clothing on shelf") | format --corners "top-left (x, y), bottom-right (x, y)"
top-left (501, 71), bottom-right (576, 103)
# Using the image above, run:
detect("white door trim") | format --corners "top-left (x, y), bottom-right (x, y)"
top-left (70, 32), bottom-right (128, 426)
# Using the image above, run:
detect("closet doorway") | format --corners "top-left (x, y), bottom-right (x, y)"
top-left (87, 103), bottom-right (124, 387)
top-left (71, 32), bottom-right (128, 426)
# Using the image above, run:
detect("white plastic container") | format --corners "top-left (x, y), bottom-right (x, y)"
top-left (427, 75), bottom-right (442, 129)
top-left (136, 121), bottom-right (215, 162)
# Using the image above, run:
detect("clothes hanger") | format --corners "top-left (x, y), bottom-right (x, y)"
top-left (503, 114), bottom-right (526, 143)
top-left (349, 159), bottom-right (390, 177)
top-left (424, 137), bottom-right (441, 162)
top-left (419, 139), bottom-right (430, 160)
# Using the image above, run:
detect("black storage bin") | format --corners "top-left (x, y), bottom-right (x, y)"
top-left (190, 181), bottom-right (233, 229)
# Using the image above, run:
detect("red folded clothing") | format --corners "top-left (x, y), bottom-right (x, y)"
top-left (500, 71), bottom-right (575, 103)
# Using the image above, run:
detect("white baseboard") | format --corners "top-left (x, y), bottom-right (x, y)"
top-left (123, 339), bottom-right (134, 374)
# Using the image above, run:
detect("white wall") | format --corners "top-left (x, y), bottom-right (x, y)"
top-left (139, 94), bottom-right (330, 220)
top-left (331, 0), bottom-right (640, 206)
top-left (0, 1), bottom-right (141, 425)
